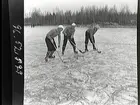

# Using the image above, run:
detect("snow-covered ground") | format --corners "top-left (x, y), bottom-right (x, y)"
top-left (24, 26), bottom-right (137, 105)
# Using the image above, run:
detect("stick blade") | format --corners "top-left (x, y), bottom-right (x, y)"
top-left (79, 50), bottom-right (85, 54)
top-left (97, 51), bottom-right (101, 53)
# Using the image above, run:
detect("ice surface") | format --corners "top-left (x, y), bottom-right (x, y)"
top-left (24, 26), bottom-right (137, 105)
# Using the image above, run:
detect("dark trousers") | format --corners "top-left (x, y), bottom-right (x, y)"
top-left (45, 37), bottom-right (57, 57)
top-left (45, 37), bottom-right (57, 51)
top-left (85, 31), bottom-right (96, 50)
top-left (62, 35), bottom-right (76, 53)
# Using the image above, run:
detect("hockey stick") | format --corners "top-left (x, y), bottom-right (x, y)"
top-left (51, 42), bottom-right (66, 63)
top-left (94, 42), bottom-right (101, 53)
top-left (69, 39), bottom-right (85, 54)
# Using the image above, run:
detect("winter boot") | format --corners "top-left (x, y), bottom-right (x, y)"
top-left (85, 44), bottom-right (89, 52)
top-left (45, 51), bottom-right (51, 62)
top-left (74, 50), bottom-right (78, 54)
top-left (49, 51), bottom-right (55, 58)
top-left (73, 46), bottom-right (78, 54)
top-left (92, 44), bottom-right (97, 51)
top-left (62, 46), bottom-right (65, 55)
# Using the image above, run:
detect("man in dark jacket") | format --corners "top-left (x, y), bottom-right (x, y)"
top-left (62, 23), bottom-right (78, 55)
top-left (85, 24), bottom-right (100, 52)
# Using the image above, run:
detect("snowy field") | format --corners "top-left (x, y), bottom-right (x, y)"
top-left (24, 26), bottom-right (137, 105)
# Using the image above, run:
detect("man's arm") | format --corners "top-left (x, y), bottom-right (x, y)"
top-left (47, 31), bottom-right (53, 42)
top-left (47, 35), bottom-right (52, 40)
top-left (90, 28), bottom-right (98, 44)
top-left (62, 28), bottom-right (67, 35)
top-left (58, 34), bottom-right (61, 47)
top-left (71, 29), bottom-right (75, 38)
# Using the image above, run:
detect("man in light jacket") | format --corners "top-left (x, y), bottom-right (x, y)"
top-left (45, 25), bottom-right (64, 62)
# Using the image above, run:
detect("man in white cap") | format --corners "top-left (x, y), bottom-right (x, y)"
top-left (84, 24), bottom-right (100, 52)
top-left (45, 25), bottom-right (64, 62)
top-left (62, 23), bottom-right (78, 55)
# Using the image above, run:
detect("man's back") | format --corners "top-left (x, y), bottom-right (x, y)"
top-left (86, 27), bottom-right (97, 35)
top-left (46, 29), bottom-right (60, 38)
top-left (63, 26), bottom-right (75, 36)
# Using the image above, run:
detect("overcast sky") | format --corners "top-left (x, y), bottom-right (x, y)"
top-left (24, 0), bottom-right (138, 14)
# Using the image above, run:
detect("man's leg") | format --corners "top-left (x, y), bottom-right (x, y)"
top-left (49, 39), bottom-right (57, 58)
top-left (45, 51), bottom-right (51, 61)
top-left (69, 38), bottom-right (78, 54)
top-left (45, 37), bottom-right (52, 62)
top-left (92, 36), bottom-right (97, 50)
top-left (49, 51), bottom-right (55, 58)
top-left (62, 35), bottom-right (68, 55)
top-left (89, 35), bottom-right (96, 50)
top-left (85, 31), bottom-right (89, 51)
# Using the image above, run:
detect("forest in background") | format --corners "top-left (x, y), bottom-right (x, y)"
top-left (24, 5), bottom-right (137, 27)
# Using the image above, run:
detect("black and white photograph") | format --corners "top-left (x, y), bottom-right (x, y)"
top-left (24, 0), bottom-right (138, 105)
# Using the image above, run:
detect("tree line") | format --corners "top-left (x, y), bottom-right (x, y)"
top-left (24, 5), bottom-right (137, 26)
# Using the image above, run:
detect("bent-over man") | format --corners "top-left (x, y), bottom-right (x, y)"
top-left (45, 25), bottom-right (64, 62)
top-left (62, 23), bottom-right (78, 55)
top-left (85, 24), bottom-right (100, 52)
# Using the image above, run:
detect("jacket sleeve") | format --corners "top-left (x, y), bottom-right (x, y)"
top-left (71, 28), bottom-right (75, 38)
top-left (58, 33), bottom-right (61, 47)
top-left (92, 28), bottom-right (97, 35)
top-left (62, 28), bottom-right (67, 35)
